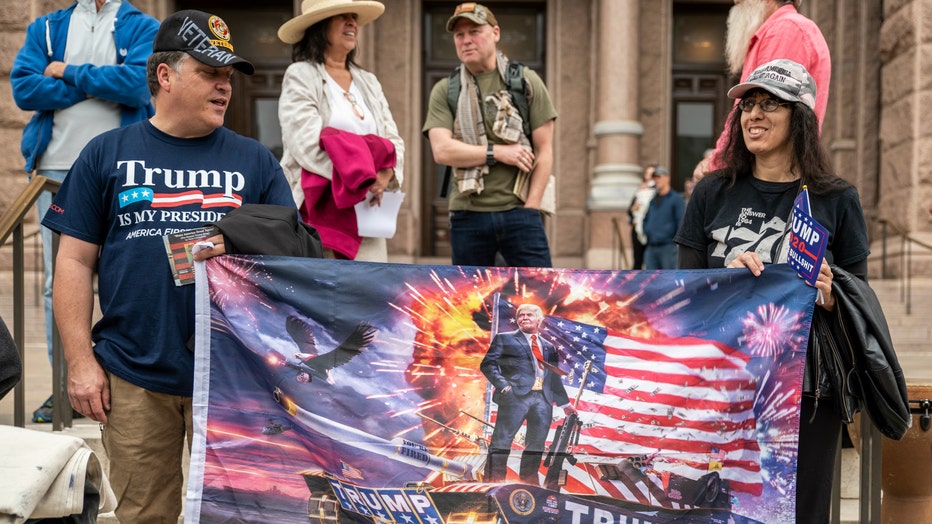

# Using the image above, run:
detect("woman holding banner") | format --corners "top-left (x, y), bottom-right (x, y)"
top-left (674, 59), bottom-right (870, 523)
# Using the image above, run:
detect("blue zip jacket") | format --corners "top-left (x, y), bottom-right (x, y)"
top-left (11, 1), bottom-right (159, 172)
top-left (642, 190), bottom-right (686, 246)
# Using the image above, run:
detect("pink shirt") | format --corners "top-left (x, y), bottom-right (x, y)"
top-left (709, 5), bottom-right (831, 170)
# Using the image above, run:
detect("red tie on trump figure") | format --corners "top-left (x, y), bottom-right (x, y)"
top-left (529, 334), bottom-right (568, 377)
top-left (531, 334), bottom-right (544, 366)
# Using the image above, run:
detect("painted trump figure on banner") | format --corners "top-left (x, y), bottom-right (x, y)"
top-left (481, 303), bottom-right (575, 485)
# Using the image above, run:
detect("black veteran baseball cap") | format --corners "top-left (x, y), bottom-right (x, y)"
top-left (154, 10), bottom-right (255, 75)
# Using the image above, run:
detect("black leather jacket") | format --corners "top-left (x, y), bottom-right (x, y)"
top-left (213, 204), bottom-right (322, 258)
top-left (806, 266), bottom-right (911, 439)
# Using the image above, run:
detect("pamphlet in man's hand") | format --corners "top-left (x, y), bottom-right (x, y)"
top-left (163, 225), bottom-right (219, 286)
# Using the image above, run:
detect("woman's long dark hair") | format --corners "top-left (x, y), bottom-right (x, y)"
top-left (715, 88), bottom-right (848, 196)
top-left (291, 16), bottom-right (358, 67)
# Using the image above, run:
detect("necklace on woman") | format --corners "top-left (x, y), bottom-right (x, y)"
top-left (343, 90), bottom-right (365, 120)
top-left (323, 60), bottom-right (364, 121)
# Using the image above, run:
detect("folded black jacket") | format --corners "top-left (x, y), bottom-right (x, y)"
top-left (212, 204), bottom-right (323, 259)
top-left (808, 266), bottom-right (911, 440)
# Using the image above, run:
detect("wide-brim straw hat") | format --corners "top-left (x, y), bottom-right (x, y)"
top-left (278, 0), bottom-right (385, 44)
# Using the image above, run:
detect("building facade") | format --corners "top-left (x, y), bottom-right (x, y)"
top-left (1, 0), bottom-right (929, 275)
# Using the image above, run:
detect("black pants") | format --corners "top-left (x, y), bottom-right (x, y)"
top-left (487, 390), bottom-right (553, 484)
top-left (797, 395), bottom-right (842, 523)
top-left (631, 227), bottom-right (646, 270)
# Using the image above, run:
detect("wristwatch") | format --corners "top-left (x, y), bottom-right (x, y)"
top-left (486, 143), bottom-right (497, 166)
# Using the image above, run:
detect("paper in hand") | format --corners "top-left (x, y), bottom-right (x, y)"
top-left (354, 190), bottom-right (405, 238)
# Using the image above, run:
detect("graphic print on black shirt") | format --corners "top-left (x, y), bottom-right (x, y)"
top-left (711, 212), bottom-right (790, 266)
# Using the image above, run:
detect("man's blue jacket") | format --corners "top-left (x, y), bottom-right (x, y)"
top-left (11, 1), bottom-right (158, 172)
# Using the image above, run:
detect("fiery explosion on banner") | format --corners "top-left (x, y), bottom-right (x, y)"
top-left (187, 256), bottom-right (816, 524)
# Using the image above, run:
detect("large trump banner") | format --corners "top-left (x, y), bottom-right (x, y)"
top-left (187, 257), bottom-right (817, 524)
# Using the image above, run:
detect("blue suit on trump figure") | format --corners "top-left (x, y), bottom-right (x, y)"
top-left (480, 304), bottom-right (573, 485)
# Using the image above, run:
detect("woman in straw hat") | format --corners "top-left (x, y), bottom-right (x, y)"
top-left (278, 0), bottom-right (404, 262)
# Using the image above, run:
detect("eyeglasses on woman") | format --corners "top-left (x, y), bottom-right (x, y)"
top-left (738, 98), bottom-right (791, 113)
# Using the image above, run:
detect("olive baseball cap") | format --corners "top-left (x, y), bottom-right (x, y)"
top-left (446, 2), bottom-right (498, 32)
top-left (153, 10), bottom-right (255, 75)
top-left (727, 59), bottom-right (816, 111)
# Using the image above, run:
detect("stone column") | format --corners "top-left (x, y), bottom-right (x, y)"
top-left (587, 0), bottom-right (642, 268)
top-left (879, 0), bottom-right (932, 276)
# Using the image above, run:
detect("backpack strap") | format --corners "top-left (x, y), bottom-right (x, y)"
top-left (505, 61), bottom-right (532, 139)
top-left (447, 65), bottom-right (462, 117)
top-left (440, 66), bottom-right (463, 199)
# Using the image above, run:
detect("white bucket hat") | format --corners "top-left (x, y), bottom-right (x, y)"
top-left (278, 0), bottom-right (385, 45)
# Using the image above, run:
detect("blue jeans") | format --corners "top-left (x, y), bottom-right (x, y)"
top-left (644, 242), bottom-right (677, 270)
top-left (449, 208), bottom-right (552, 268)
top-left (35, 170), bottom-right (68, 365)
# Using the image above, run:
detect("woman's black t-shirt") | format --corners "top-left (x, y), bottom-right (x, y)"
top-left (674, 174), bottom-right (870, 271)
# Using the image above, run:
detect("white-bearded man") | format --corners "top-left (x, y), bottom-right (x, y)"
top-left (693, 0), bottom-right (829, 181)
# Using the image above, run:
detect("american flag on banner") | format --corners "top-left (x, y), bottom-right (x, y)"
top-left (340, 460), bottom-right (364, 480)
top-left (497, 301), bottom-right (763, 502)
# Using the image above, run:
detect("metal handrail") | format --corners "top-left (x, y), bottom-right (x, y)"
top-left (0, 175), bottom-right (71, 430)
top-left (610, 216), bottom-right (630, 270)
top-left (877, 218), bottom-right (932, 315)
